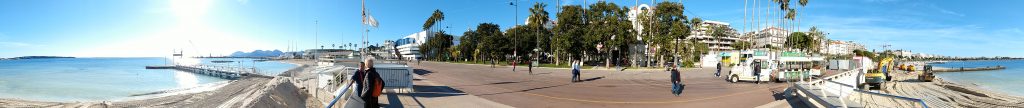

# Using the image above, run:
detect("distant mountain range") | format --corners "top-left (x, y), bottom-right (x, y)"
top-left (229, 50), bottom-right (284, 57)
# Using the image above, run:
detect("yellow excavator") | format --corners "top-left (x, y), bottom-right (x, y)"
top-left (863, 57), bottom-right (894, 90)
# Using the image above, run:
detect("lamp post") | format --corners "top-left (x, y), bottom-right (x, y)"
top-left (510, 0), bottom-right (518, 71)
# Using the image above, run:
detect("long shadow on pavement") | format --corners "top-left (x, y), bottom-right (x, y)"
top-left (413, 69), bottom-right (434, 76)
top-left (405, 85), bottom-right (467, 98)
top-left (578, 76), bottom-right (605, 82)
top-left (476, 83), bottom-right (573, 96)
top-left (453, 81), bottom-right (528, 87)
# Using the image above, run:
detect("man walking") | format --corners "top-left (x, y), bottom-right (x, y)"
top-left (716, 62), bottom-right (722, 77)
top-left (670, 66), bottom-right (682, 96)
top-left (528, 59), bottom-right (533, 74)
top-left (572, 60), bottom-right (580, 82)
top-left (361, 58), bottom-right (386, 108)
top-left (753, 60), bottom-right (762, 84)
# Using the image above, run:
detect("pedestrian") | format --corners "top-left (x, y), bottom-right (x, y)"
top-left (361, 58), bottom-right (386, 108)
top-left (572, 60), bottom-right (580, 82)
top-left (351, 62), bottom-right (367, 95)
top-left (670, 66), bottom-right (682, 96)
top-left (753, 60), bottom-right (762, 84)
top-left (513, 59), bottom-right (517, 71)
top-left (528, 59), bottom-right (533, 74)
top-left (716, 62), bottom-right (722, 77)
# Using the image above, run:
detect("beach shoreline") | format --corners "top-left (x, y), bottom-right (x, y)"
top-left (0, 59), bottom-right (318, 108)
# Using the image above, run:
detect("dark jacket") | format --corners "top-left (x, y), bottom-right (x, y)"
top-left (361, 68), bottom-right (386, 98)
top-left (716, 63), bottom-right (722, 70)
top-left (670, 69), bottom-right (681, 83)
top-left (753, 62), bottom-right (762, 75)
top-left (350, 69), bottom-right (365, 95)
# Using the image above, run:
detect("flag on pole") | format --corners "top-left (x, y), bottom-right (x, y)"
top-left (361, 0), bottom-right (378, 28)
top-left (363, 14), bottom-right (379, 28)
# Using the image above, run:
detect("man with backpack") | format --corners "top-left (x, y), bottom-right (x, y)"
top-left (361, 58), bottom-right (386, 108)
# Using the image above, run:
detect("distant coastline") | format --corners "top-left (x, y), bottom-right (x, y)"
top-left (1, 56), bottom-right (74, 60)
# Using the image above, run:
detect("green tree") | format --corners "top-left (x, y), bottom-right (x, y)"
top-left (584, 1), bottom-right (634, 67)
top-left (419, 31), bottom-right (453, 61)
top-left (475, 23), bottom-right (506, 62)
top-left (785, 32), bottom-right (818, 52)
top-left (458, 31), bottom-right (478, 61)
top-left (733, 41), bottom-right (753, 50)
top-left (527, 2), bottom-right (552, 61)
top-left (650, 1), bottom-right (687, 67)
top-left (553, 5), bottom-right (585, 65)
top-left (507, 25), bottom-right (536, 62)
top-left (806, 26), bottom-right (825, 53)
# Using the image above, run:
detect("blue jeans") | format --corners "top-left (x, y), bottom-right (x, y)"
top-left (715, 69), bottom-right (721, 77)
top-left (572, 69), bottom-right (580, 82)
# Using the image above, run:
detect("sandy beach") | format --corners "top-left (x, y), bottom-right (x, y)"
top-left (0, 59), bottom-right (319, 108)
top-left (883, 70), bottom-right (1024, 108)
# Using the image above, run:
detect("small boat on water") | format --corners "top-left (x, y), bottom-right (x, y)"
top-left (211, 60), bottom-right (234, 63)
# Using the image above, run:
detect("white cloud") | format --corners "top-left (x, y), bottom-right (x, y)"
top-left (935, 7), bottom-right (965, 17)
top-left (0, 33), bottom-right (31, 48)
top-left (0, 42), bottom-right (31, 48)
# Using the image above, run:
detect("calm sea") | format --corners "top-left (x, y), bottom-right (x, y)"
top-left (0, 57), bottom-right (296, 102)
top-left (933, 60), bottom-right (1024, 96)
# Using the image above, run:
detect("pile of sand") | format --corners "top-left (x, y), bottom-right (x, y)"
top-left (883, 71), bottom-right (1024, 108)
top-left (243, 77), bottom-right (308, 108)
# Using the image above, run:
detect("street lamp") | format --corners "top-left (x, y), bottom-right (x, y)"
top-left (510, 0), bottom-right (518, 71)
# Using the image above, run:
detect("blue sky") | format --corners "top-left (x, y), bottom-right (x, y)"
top-left (0, 0), bottom-right (1021, 58)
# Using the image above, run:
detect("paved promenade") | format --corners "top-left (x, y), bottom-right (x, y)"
top-left (408, 61), bottom-right (790, 108)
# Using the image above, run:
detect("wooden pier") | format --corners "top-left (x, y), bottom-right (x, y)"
top-left (146, 64), bottom-right (264, 80)
top-left (934, 66), bottom-right (1006, 72)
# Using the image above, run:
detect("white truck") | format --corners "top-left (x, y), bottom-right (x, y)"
top-left (728, 50), bottom-right (775, 83)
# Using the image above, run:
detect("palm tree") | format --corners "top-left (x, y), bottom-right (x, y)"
top-left (528, 3), bottom-right (549, 27)
top-left (422, 9), bottom-right (445, 32)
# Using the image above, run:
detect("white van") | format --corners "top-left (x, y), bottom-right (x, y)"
top-left (728, 50), bottom-right (775, 83)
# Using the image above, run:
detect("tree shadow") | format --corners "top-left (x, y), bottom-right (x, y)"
top-left (477, 83), bottom-right (572, 96)
top-left (413, 69), bottom-right (433, 76)
top-left (530, 72), bottom-right (553, 75)
top-left (578, 76), bottom-right (605, 82)
top-left (454, 81), bottom-right (527, 87)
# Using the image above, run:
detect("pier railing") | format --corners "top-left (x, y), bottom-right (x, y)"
top-left (172, 64), bottom-right (271, 79)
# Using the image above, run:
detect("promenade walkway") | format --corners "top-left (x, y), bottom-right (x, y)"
top-left (408, 61), bottom-right (788, 108)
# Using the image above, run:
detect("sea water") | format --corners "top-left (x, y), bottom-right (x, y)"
top-left (0, 57), bottom-right (296, 102)
top-left (933, 60), bottom-right (1024, 96)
